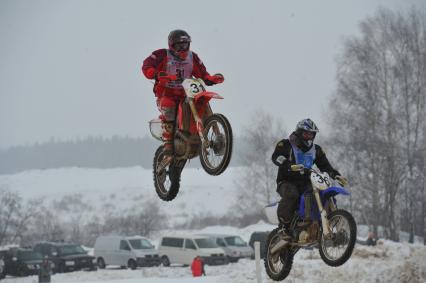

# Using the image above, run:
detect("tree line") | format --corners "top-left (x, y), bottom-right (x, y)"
top-left (0, 188), bottom-right (168, 247)
top-left (0, 135), bottom-right (244, 174)
top-left (328, 7), bottom-right (426, 243)
top-left (0, 136), bottom-right (157, 174)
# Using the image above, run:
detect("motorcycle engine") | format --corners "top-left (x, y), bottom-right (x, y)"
top-left (174, 137), bottom-right (187, 157)
top-left (297, 221), bottom-right (320, 244)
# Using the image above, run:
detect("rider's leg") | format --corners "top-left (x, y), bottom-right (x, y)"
top-left (157, 96), bottom-right (177, 156)
top-left (277, 181), bottom-right (300, 239)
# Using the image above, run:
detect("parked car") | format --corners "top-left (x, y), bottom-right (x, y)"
top-left (94, 235), bottom-right (161, 269)
top-left (0, 252), bottom-right (6, 279)
top-left (1, 247), bottom-right (45, 277)
top-left (197, 234), bottom-right (254, 262)
top-left (248, 231), bottom-right (270, 259)
top-left (158, 235), bottom-right (228, 266)
top-left (33, 241), bottom-right (97, 273)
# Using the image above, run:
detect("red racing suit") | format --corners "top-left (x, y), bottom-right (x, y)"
top-left (142, 49), bottom-right (213, 148)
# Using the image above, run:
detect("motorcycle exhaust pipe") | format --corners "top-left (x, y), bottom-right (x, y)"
top-left (270, 239), bottom-right (289, 255)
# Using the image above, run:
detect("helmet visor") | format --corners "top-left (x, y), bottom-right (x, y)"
top-left (173, 42), bottom-right (190, 52)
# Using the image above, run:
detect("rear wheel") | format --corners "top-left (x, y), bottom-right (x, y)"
top-left (153, 146), bottom-right (185, 201)
top-left (319, 209), bottom-right (357, 266)
top-left (200, 114), bottom-right (233, 175)
top-left (264, 228), bottom-right (294, 281)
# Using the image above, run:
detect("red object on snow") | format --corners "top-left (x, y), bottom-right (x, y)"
top-left (191, 256), bottom-right (205, 277)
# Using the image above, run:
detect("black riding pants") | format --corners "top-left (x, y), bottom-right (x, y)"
top-left (277, 181), bottom-right (312, 228)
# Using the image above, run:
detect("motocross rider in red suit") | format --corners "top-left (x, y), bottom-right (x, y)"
top-left (142, 30), bottom-right (224, 156)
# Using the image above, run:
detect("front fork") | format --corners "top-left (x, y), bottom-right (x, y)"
top-left (187, 99), bottom-right (208, 149)
top-left (313, 188), bottom-right (332, 238)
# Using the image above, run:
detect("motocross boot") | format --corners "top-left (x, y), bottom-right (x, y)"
top-left (157, 121), bottom-right (174, 172)
top-left (278, 221), bottom-right (292, 242)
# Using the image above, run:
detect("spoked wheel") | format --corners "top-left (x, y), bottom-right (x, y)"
top-left (200, 113), bottom-right (233, 175)
top-left (264, 228), bottom-right (294, 281)
top-left (153, 146), bottom-right (185, 201)
top-left (319, 209), bottom-right (357, 266)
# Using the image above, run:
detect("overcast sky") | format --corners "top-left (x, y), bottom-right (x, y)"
top-left (1, 0), bottom-right (424, 149)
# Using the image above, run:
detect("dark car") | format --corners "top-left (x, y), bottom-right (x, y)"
top-left (33, 242), bottom-right (97, 273)
top-left (248, 231), bottom-right (270, 259)
top-left (0, 253), bottom-right (5, 279)
top-left (1, 248), bottom-right (44, 277)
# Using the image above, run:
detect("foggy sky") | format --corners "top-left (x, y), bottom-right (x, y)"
top-left (1, 0), bottom-right (424, 149)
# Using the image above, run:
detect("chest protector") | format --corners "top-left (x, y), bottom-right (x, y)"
top-left (166, 50), bottom-right (193, 89)
top-left (290, 142), bottom-right (316, 169)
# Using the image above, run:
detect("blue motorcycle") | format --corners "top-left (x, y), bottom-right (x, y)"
top-left (264, 168), bottom-right (357, 281)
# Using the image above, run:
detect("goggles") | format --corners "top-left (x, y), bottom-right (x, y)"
top-left (301, 131), bottom-right (315, 140)
top-left (173, 41), bottom-right (190, 52)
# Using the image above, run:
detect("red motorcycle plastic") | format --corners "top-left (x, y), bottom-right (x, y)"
top-left (149, 77), bottom-right (232, 201)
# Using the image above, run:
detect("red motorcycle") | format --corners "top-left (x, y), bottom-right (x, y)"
top-left (149, 77), bottom-right (233, 201)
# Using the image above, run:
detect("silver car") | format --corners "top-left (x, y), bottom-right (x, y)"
top-left (197, 234), bottom-right (254, 262)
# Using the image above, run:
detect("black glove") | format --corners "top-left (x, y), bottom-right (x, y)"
top-left (335, 175), bottom-right (348, 186)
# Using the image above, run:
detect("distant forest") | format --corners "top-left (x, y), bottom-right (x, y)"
top-left (0, 136), bottom-right (243, 174)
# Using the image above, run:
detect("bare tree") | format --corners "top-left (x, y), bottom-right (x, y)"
top-left (329, 7), bottom-right (426, 242)
top-left (52, 193), bottom-right (93, 243)
top-left (0, 188), bottom-right (22, 245)
top-left (234, 109), bottom-right (286, 219)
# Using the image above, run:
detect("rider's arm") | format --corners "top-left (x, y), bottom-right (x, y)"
top-left (142, 49), bottom-right (167, 79)
top-left (314, 145), bottom-right (341, 179)
top-left (272, 140), bottom-right (289, 167)
top-left (191, 52), bottom-right (210, 80)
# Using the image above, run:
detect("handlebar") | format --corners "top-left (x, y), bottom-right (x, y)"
top-left (290, 164), bottom-right (318, 174)
top-left (291, 164), bottom-right (348, 187)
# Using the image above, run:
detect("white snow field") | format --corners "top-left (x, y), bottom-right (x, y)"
top-left (0, 166), bottom-right (239, 226)
top-left (1, 167), bottom-right (426, 282)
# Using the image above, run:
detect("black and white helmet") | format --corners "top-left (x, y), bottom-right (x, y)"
top-left (295, 118), bottom-right (319, 133)
top-left (295, 118), bottom-right (319, 150)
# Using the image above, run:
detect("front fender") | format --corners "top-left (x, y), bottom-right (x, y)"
top-left (320, 186), bottom-right (350, 199)
top-left (194, 91), bottom-right (223, 104)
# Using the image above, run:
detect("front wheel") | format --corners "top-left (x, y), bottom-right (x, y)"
top-left (153, 146), bottom-right (185, 201)
top-left (128, 259), bottom-right (137, 270)
top-left (161, 256), bottom-right (170, 267)
top-left (264, 228), bottom-right (294, 281)
top-left (319, 209), bottom-right (357, 267)
top-left (200, 113), bottom-right (233, 176)
top-left (97, 257), bottom-right (106, 269)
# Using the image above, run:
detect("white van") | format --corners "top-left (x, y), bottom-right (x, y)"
top-left (197, 233), bottom-right (254, 262)
top-left (157, 235), bottom-right (228, 266)
top-left (94, 235), bottom-right (161, 269)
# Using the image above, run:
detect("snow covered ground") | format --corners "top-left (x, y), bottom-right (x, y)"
top-left (1, 238), bottom-right (425, 283)
top-left (0, 166), bottom-right (240, 226)
top-left (1, 167), bottom-right (426, 282)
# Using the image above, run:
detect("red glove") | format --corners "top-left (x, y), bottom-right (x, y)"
top-left (157, 71), bottom-right (178, 84)
top-left (144, 67), bottom-right (157, 79)
top-left (204, 73), bottom-right (224, 85)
